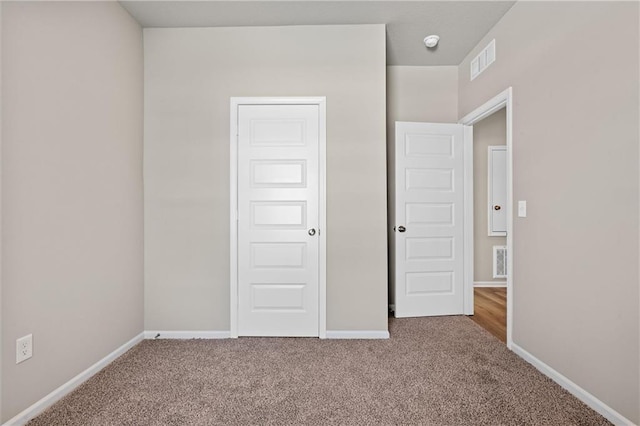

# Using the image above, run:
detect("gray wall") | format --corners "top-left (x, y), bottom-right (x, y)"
top-left (472, 108), bottom-right (506, 283)
top-left (144, 25), bottom-right (388, 332)
top-left (1, 2), bottom-right (144, 421)
top-left (458, 2), bottom-right (639, 422)
top-left (386, 66), bottom-right (459, 125)
top-left (385, 66), bottom-right (458, 305)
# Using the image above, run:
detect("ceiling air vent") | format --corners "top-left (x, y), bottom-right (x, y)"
top-left (470, 39), bottom-right (496, 81)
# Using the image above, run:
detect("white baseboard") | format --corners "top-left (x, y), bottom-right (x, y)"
top-left (4, 332), bottom-right (144, 426)
top-left (326, 330), bottom-right (390, 339)
top-left (147, 330), bottom-right (392, 340)
top-left (474, 281), bottom-right (507, 287)
top-left (511, 343), bottom-right (635, 426)
top-left (144, 330), bottom-right (231, 339)
top-left (146, 330), bottom-right (389, 340)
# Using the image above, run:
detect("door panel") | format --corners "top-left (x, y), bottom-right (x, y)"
top-left (395, 122), bottom-right (469, 317)
top-left (238, 104), bottom-right (319, 336)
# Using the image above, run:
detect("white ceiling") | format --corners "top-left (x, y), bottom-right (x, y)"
top-left (120, 1), bottom-right (516, 66)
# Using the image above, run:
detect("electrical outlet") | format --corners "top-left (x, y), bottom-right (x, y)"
top-left (16, 334), bottom-right (33, 364)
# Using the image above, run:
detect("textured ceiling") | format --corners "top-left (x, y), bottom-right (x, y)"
top-left (120, 1), bottom-right (516, 66)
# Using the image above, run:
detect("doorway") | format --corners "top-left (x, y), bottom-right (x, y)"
top-left (391, 89), bottom-right (513, 348)
top-left (460, 88), bottom-right (513, 348)
top-left (468, 107), bottom-right (507, 343)
top-left (229, 97), bottom-right (327, 338)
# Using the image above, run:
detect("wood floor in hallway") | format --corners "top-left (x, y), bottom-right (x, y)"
top-left (471, 287), bottom-right (506, 343)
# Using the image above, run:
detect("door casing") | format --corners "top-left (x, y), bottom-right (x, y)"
top-left (230, 97), bottom-right (327, 338)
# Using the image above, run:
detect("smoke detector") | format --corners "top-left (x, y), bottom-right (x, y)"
top-left (423, 35), bottom-right (440, 48)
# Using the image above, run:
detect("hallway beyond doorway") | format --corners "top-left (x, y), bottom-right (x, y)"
top-left (471, 287), bottom-right (506, 343)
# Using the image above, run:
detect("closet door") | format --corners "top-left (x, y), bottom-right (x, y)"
top-left (237, 104), bottom-right (320, 336)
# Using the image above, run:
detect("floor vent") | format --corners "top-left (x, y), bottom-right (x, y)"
top-left (493, 245), bottom-right (507, 278)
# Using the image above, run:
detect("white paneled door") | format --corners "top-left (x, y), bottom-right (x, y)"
top-left (394, 122), bottom-right (471, 317)
top-left (237, 104), bottom-right (320, 336)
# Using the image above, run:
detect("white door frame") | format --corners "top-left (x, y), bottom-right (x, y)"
top-left (229, 97), bottom-right (327, 338)
top-left (459, 87), bottom-right (514, 349)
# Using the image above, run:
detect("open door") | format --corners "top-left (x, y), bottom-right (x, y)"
top-left (393, 122), bottom-right (472, 318)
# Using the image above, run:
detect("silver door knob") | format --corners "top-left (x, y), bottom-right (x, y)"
top-left (397, 226), bottom-right (406, 233)
top-left (308, 228), bottom-right (316, 236)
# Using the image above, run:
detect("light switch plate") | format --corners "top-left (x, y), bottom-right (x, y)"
top-left (518, 201), bottom-right (527, 218)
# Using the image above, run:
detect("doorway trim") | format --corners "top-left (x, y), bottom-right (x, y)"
top-left (229, 97), bottom-right (327, 339)
top-left (459, 87), bottom-right (514, 349)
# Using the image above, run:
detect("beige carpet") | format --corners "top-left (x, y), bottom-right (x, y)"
top-left (29, 317), bottom-right (609, 425)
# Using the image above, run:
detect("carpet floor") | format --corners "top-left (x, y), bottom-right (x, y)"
top-left (29, 317), bottom-right (609, 425)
